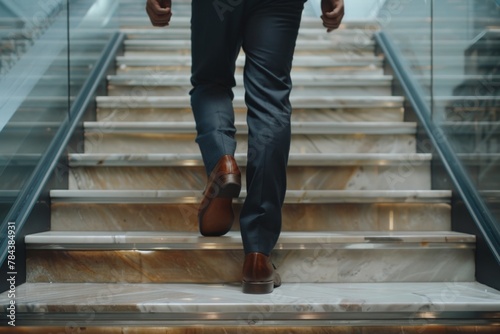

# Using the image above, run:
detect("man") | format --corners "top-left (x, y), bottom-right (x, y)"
top-left (146, 0), bottom-right (344, 294)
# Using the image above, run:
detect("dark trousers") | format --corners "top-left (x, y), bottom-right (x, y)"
top-left (190, 0), bottom-right (304, 255)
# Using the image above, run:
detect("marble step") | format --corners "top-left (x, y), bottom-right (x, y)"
top-left (122, 38), bottom-right (376, 55)
top-left (96, 95), bottom-right (404, 110)
top-left (4, 282), bottom-right (499, 328)
top-left (107, 74), bottom-right (392, 97)
top-left (49, 189), bottom-right (451, 233)
top-left (97, 94), bottom-right (404, 122)
top-left (67, 153), bottom-right (431, 191)
top-left (25, 231), bottom-right (475, 283)
top-left (84, 121), bottom-right (416, 134)
top-left (118, 17), bottom-right (380, 30)
top-left (50, 189), bottom-right (451, 204)
top-left (115, 55), bottom-right (384, 74)
top-left (122, 27), bottom-right (376, 42)
top-left (50, 200), bottom-right (451, 232)
top-left (83, 121), bottom-right (417, 155)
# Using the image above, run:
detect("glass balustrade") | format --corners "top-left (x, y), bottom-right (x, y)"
top-left (0, 0), bottom-right (118, 232)
top-left (380, 0), bottom-right (500, 241)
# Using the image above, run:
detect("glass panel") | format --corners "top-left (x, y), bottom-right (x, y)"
top-left (68, 0), bottom-right (119, 109)
top-left (432, 0), bottom-right (500, 227)
top-left (378, 0), bottom-right (432, 105)
top-left (0, 0), bottom-right (119, 226)
top-left (0, 0), bottom-right (69, 223)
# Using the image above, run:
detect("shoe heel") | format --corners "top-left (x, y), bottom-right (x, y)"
top-left (242, 281), bottom-right (274, 294)
top-left (217, 174), bottom-right (241, 198)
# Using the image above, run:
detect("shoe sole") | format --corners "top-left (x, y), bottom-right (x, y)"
top-left (199, 174), bottom-right (241, 236)
top-left (242, 280), bottom-right (274, 294)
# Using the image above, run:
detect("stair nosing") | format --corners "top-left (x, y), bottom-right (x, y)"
top-left (83, 121), bottom-right (416, 135)
top-left (107, 74), bottom-right (393, 87)
top-left (6, 282), bottom-right (500, 323)
top-left (49, 189), bottom-right (452, 204)
top-left (67, 153), bottom-right (432, 167)
top-left (116, 55), bottom-right (384, 67)
top-left (96, 95), bottom-right (405, 109)
top-left (25, 231), bottom-right (475, 251)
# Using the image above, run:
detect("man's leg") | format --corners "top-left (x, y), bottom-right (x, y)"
top-left (240, 0), bottom-right (305, 293)
top-left (190, 0), bottom-right (244, 236)
top-left (190, 0), bottom-right (243, 174)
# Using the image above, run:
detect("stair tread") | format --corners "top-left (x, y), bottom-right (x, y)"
top-left (118, 16), bottom-right (381, 29)
top-left (122, 40), bottom-right (376, 52)
top-left (49, 189), bottom-right (451, 204)
top-left (68, 153), bottom-right (432, 167)
top-left (83, 121), bottom-right (416, 135)
top-left (2, 282), bottom-right (499, 318)
top-left (96, 95), bottom-right (404, 109)
top-left (108, 74), bottom-right (393, 86)
top-left (25, 231), bottom-right (475, 249)
top-left (116, 54), bottom-right (383, 67)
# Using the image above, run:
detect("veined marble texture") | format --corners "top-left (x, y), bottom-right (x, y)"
top-left (50, 202), bottom-right (451, 233)
top-left (117, 66), bottom-right (384, 76)
top-left (116, 55), bottom-right (382, 69)
top-left (26, 247), bottom-right (474, 284)
top-left (96, 107), bottom-right (404, 123)
top-left (5, 326), bottom-right (500, 334)
top-left (68, 164), bottom-right (430, 191)
top-left (107, 85), bottom-right (392, 98)
top-left (84, 134), bottom-right (416, 155)
top-left (6, 281), bottom-right (499, 315)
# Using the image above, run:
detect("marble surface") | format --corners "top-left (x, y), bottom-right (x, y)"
top-left (96, 95), bottom-right (405, 110)
top-left (25, 231), bottom-right (475, 248)
top-left (49, 189), bottom-right (452, 204)
top-left (108, 73), bottom-right (392, 87)
top-left (68, 153), bottom-right (431, 167)
top-left (68, 164), bottom-right (431, 191)
top-left (83, 121), bottom-right (416, 135)
top-left (108, 85), bottom-right (392, 98)
top-left (115, 55), bottom-right (384, 69)
top-left (5, 326), bottom-right (500, 334)
top-left (84, 133), bottom-right (416, 155)
top-left (25, 247), bottom-right (474, 284)
top-left (97, 106), bottom-right (405, 123)
top-left (50, 202), bottom-right (451, 233)
top-left (3, 282), bottom-right (499, 315)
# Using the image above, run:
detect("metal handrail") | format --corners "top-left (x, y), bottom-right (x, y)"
top-left (374, 31), bottom-right (500, 265)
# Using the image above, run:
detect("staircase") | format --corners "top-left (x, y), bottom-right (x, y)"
top-left (1, 0), bottom-right (500, 332)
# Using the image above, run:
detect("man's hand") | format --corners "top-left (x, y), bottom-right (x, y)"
top-left (321, 0), bottom-right (344, 33)
top-left (146, 0), bottom-right (172, 27)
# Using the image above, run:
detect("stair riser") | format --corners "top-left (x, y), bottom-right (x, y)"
top-left (96, 107), bottom-right (404, 123)
top-left (116, 67), bottom-right (384, 76)
top-left (107, 85), bottom-right (392, 97)
top-left (123, 30), bottom-right (374, 42)
top-left (2, 326), bottom-right (500, 334)
top-left (84, 134), bottom-right (417, 154)
top-left (50, 202), bottom-right (451, 232)
top-left (124, 49), bottom-right (376, 56)
top-left (68, 165), bottom-right (431, 191)
top-left (26, 248), bottom-right (474, 284)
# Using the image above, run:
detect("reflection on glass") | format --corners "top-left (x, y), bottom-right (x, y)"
top-left (432, 0), bottom-right (499, 227)
top-left (380, 0), bottom-right (499, 230)
top-left (0, 0), bottom-right (118, 226)
top-left (0, 1), bottom-right (69, 224)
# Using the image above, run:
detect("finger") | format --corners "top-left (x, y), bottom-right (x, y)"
top-left (321, 18), bottom-right (341, 31)
top-left (321, 17), bottom-right (341, 28)
top-left (146, 6), bottom-right (171, 26)
top-left (323, 10), bottom-right (343, 19)
top-left (152, 0), bottom-right (171, 12)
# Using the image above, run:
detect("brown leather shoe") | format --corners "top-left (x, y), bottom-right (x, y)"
top-left (242, 252), bottom-right (281, 294)
top-left (198, 155), bottom-right (241, 236)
